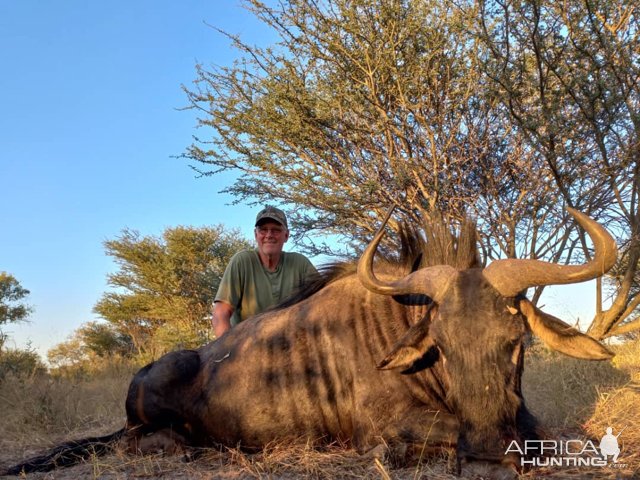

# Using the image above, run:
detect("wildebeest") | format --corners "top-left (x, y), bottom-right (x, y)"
top-left (4, 207), bottom-right (616, 475)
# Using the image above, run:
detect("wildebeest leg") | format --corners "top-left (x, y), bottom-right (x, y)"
top-left (125, 349), bottom-right (202, 454)
top-left (361, 410), bottom-right (458, 466)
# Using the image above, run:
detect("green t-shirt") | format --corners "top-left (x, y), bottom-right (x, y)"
top-left (214, 249), bottom-right (317, 326)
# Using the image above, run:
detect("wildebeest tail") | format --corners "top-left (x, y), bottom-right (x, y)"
top-left (3, 427), bottom-right (125, 475)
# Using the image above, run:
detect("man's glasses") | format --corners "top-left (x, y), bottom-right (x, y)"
top-left (256, 226), bottom-right (285, 236)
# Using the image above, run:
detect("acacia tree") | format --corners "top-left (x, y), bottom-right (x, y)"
top-left (0, 273), bottom-right (43, 377)
top-left (184, 0), bottom-right (638, 336)
top-left (47, 321), bottom-right (134, 371)
top-left (94, 225), bottom-right (250, 358)
top-left (477, 0), bottom-right (640, 337)
top-left (0, 272), bottom-right (33, 348)
top-left (185, 0), bottom-right (560, 256)
top-left (185, 0), bottom-right (583, 296)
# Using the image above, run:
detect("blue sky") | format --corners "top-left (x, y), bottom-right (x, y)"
top-left (0, 1), bottom-right (600, 360)
top-left (0, 1), bottom-right (274, 357)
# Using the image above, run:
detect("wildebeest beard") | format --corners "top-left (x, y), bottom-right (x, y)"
top-left (439, 326), bottom-right (530, 463)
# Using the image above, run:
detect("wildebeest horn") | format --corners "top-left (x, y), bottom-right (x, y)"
top-left (483, 208), bottom-right (618, 297)
top-left (357, 207), bottom-right (456, 302)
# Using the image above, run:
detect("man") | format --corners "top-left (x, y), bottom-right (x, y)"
top-left (212, 206), bottom-right (317, 338)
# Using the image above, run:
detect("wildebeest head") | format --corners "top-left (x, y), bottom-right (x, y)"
top-left (357, 208), bottom-right (616, 466)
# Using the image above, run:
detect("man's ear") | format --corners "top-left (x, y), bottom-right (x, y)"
top-left (377, 312), bottom-right (435, 370)
top-left (518, 298), bottom-right (614, 360)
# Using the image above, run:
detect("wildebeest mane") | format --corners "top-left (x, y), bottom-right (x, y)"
top-left (403, 212), bottom-right (481, 270)
top-left (273, 213), bottom-right (481, 311)
top-left (272, 262), bottom-right (357, 311)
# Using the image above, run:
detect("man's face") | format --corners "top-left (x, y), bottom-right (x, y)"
top-left (255, 220), bottom-right (289, 257)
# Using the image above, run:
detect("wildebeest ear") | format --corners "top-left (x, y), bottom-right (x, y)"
top-left (518, 299), bottom-right (614, 360)
top-left (377, 314), bottom-right (435, 370)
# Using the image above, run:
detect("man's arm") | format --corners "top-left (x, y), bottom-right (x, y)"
top-left (212, 301), bottom-right (234, 339)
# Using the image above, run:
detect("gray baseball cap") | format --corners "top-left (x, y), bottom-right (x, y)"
top-left (255, 206), bottom-right (288, 229)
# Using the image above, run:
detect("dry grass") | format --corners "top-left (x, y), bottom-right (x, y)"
top-left (519, 340), bottom-right (640, 478)
top-left (583, 340), bottom-right (640, 475)
top-left (0, 362), bottom-right (133, 456)
top-left (1, 343), bottom-right (639, 479)
top-left (522, 345), bottom-right (630, 429)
